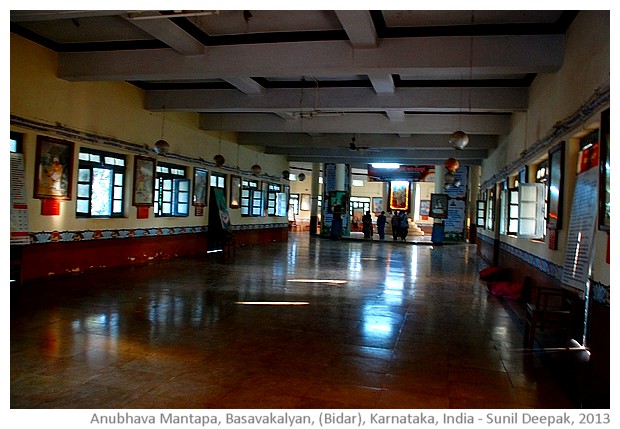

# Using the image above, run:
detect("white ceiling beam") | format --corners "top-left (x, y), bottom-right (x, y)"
top-left (146, 86), bottom-right (527, 113)
top-left (199, 113), bottom-right (511, 135)
top-left (335, 10), bottom-right (378, 48)
top-left (268, 147), bottom-right (488, 159)
top-left (386, 111), bottom-right (406, 121)
top-left (122, 15), bottom-right (205, 56)
top-left (223, 77), bottom-right (264, 95)
top-left (58, 35), bottom-right (564, 81)
top-left (287, 156), bottom-right (483, 166)
top-left (238, 133), bottom-right (498, 149)
top-left (10, 10), bottom-right (127, 21)
top-left (367, 73), bottom-right (395, 94)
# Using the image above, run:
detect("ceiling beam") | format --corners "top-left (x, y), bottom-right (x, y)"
top-left (267, 146), bottom-right (488, 159)
top-left (223, 77), bottom-right (264, 95)
top-left (286, 154), bottom-right (483, 166)
top-left (199, 112), bottom-right (511, 135)
top-left (57, 35), bottom-right (563, 81)
top-left (145, 86), bottom-right (528, 113)
top-left (335, 10), bottom-right (378, 48)
top-left (238, 133), bottom-right (498, 149)
top-left (121, 15), bottom-right (205, 56)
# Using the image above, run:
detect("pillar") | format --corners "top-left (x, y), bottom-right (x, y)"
top-left (335, 164), bottom-right (346, 191)
top-left (309, 162), bottom-right (320, 236)
top-left (431, 164), bottom-right (445, 243)
top-left (468, 165), bottom-right (481, 243)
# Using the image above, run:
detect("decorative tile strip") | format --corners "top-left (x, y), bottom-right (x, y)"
top-left (497, 241), bottom-right (563, 281)
top-left (29, 223), bottom-right (288, 244)
top-left (589, 278), bottom-right (610, 306)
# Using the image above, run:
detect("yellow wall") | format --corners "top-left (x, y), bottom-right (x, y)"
top-left (478, 11), bottom-right (610, 287)
top-left (10, 33), bottom-right (289, 232)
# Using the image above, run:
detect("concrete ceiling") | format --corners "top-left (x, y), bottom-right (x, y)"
top-left (10, 10), bottom-right (578, 169)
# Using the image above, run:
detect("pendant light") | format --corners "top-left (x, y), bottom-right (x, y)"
top-left (153, 106), bottom-right (170, 155)
top-left (449, 12), bottom-right (474, 151)
top-left (213, 117), bottom-right (225, 166)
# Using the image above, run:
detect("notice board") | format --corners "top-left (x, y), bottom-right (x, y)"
top-left (10, 153), bottom-right (30, 244)
top-left (561, 166), bottom-right (599, 296)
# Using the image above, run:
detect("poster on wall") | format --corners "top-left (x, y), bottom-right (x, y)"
top-left (34, 136), bottom-right (74, 200)
top-left (389, 181), bottom-right (409, 210)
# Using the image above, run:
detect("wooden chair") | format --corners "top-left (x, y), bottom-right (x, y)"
top-left (222, 231), bottom-right (236, 256)
top-left (524, 282), bottom-right (573, 348)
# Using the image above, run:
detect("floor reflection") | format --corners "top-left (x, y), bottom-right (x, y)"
top-left (10, 234), bottom-right (581, 409)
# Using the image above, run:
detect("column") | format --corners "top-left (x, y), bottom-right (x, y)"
top-left (309, 162), bottom-right (320, 236)
top-left (431, 164), bottom-right (445, 243)
top-left (335, 164), bottom-right (346, 191)
top-left (468, 165), bottom-right (481, 243)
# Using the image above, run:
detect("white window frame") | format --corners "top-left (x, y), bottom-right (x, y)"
top-left (76, 148), bottom-right (126, 218)
top-left (500, 187), bottom-right (519, 236)
top-left (241, 179), bottom-right (263, 217)
top-left (154, 163), bottom-right (188, 217)
top-left (517, 183), bottom-right (546, 239)
top-left (476, 200), bottom-right (486, 228)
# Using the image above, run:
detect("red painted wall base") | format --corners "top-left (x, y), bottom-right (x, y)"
top-left (18, 228), bottom-right (288, 284)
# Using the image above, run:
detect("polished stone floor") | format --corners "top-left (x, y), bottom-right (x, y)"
top-left (10, 234), bottom-right (578, 409)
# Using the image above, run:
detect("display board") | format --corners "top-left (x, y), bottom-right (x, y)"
top-left (443, 166), bottom-right (469, 241)
top-left (10, 152), bottom-right (30, 244)
top-left (561, 166), bottom-right (599, 295)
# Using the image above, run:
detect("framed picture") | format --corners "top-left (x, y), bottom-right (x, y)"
top-left (389, 181), bottom-right (409, 210)
top-left (229, 175), bottom-right (241, 208)
top-left (547, 141), bottom-right (565, 230)
top-left (193, 168), bottom-right (208, 206)
top-left (599, 108), bottom-right (610, 231)
top-left (34, 136), bottom-right (74, 200)
top-left (133, 156), bottom-right (156, 206)
top-left (372, 197), bottom-right (383, 213)
top-left (300, 194), bottom-right (310, 211)
top-left (430, 193), bottom-right (448, 218)
top-left (420, 200), bottom-right (430, 217)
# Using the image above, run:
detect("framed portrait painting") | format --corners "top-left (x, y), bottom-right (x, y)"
top-left (229, 175), bottom-right (241, 209)
top-left (430, 193), bottom-right (448, 218)
top-left (34, 136), bottom-right (74, 200)
top-left (193, 168), bottom-right (208, 206)
top-left (133, 156), bottom-right (156, 206)
top-left (389, 181), bottom-right (409, 211)
top-left (372, 197), bottom-right (383, 213)
top-left (599, 108), bottom-right (610, 231)
top-left (547, 141), bottom-right (565, 230)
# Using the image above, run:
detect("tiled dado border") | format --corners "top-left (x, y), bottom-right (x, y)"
top-left (29, 223), bottom-right (289, 244)
top-left (477, 233), bottom-right (609, 306)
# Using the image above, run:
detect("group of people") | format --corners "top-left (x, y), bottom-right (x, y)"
top-left (390, 210), bottom-right (409, 241)
top-left (361, 209), bottom-right (409, 241)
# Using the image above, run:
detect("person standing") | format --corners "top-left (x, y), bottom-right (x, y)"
top-left (330, 203), bottom-right (343, 239)
top-left (376, 211), bottom-right (387, 240)
top-left (399, 210), bottom-right (409, 241)
top-left (362, 210), bottom-right (373, 239)
top-left (391, 211), bottom-right (400, 241)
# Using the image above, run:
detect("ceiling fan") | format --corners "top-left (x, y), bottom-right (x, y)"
top-left (345, 137), bottom-right (381, 152)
